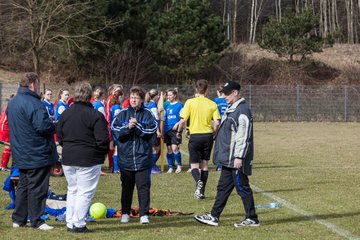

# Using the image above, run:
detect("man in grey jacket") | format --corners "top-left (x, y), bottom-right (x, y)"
top-left (194, 81), bottom-right (259, 227)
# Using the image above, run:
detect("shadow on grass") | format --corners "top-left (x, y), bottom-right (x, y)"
top-left (262, 211), bottom-right (360, 225)
top-left (92, 216), bottom-right (198, 231)
top-left (254, 187), bottom-right (305, 194)
top-left (253, 165), bottom-right (295, 169)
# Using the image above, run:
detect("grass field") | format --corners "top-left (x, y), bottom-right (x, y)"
top-left (0, 122), bottom-right (359, 240)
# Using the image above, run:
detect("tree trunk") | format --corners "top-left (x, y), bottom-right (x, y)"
top-left (346, 0), bottom-right (355, 44)
top-left (232, 0), bottom-right (237, 44)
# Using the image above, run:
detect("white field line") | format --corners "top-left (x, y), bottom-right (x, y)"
top-left (252, 185), bottom-right (360, 240)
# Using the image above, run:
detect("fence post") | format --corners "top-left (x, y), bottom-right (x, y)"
top-left (248, 84), bottom-right (252, 108)
top-left (344, 85), bottom-right (348, 122)
top-left (296, 85), bottom-right (300, 121)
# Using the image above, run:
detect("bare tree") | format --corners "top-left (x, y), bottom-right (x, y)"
top-left (98, 47), bottom-right (152, 87)
top-left (249, 0), bottom-right (264, 43)
top-left (345, 0), bottom-right (355, 43)
top-left (274, 0), bottom-right (282, 22)
top-left (1, 0), bottom-right (121, 82)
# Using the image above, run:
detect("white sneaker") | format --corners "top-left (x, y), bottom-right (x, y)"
top-left (38, 223), bottom-right (54, 230)
top-left (12, 222), bottom-right (20, 228)
top-left (140, 215), bottom-right (149, 224)
top-left (175, 166), bottom-right (182, 173)
top-left (121, 214), bottom-right (130, 223)
top-left (167, 168), bottom-right (173, 173)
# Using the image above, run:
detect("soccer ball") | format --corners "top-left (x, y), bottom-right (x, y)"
top-left (90, 202), bottom-right (107, 219)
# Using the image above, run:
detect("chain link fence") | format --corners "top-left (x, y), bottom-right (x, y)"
top-left (1, 82), bottom-right (359, 122)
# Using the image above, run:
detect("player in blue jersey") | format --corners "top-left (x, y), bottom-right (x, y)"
top-left (213, 86), bottom-right (228, 117)
top-left (164, 88), bottom-right (184, 173)
top-left (92, 87), bottom-right (105, 117)
top-left (110, 94), bottom-right (122, 173)
top-left (42, 88), bottom-right (55, 121)
top-left (213, 86), bottom-right (228, 171)
top-left (144, 89), bottom-right (162, 174)
top-left (55, 89), bottom-right (70, 122)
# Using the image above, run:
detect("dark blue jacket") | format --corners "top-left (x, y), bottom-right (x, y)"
top-left (6, 86), bottom-right (58, 169)
top-left (111, 104), bottom-right (157, 171)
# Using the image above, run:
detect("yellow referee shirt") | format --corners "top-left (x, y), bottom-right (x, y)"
top-left (180, 96), bottom-right (221, 134)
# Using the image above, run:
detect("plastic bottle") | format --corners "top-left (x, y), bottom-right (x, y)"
top-left (255, 202), bottom-right (280, 209)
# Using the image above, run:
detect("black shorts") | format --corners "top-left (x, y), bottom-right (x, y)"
top-left (188, 133), bottom-right (214, 164)
top-left (164, 130), bottom-right (182, 146)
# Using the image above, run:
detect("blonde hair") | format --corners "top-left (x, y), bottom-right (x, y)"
top-left (145, 89), bottom-right (158, 104)
top-left (93, 86), bottom-right (104, 100)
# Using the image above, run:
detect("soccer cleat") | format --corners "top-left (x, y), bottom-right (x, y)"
top-left (175, 166), bottom-right (182, 173)
top-left (140, 215), bottom-right (149, 224)
top-left (38, 223), bottom-right (54, 230)
top-left (121, 214), bottom-right (130, 223)
top-left (0, 167), bottom-right (8, 171)
top-left (167, 168), bottom-right (173, 173)
top-left (234, 218), bottom-right (260, 227)
top-left (194, 180), bottom-right (204, 199)
top-left (194, 214), bottom-right (219, 226)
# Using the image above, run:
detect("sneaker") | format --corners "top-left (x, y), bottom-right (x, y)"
top-left (12, 222), bottom-right (20, 228)
top-left (194, 180), bottom-right (203, 199)
top-left (121, 214), bottom-right (130, 223)
top-left (0, 167), bottom-right (8, 171)
top-left (72, 226), bottom-right (93, 233)
top-left (38, 223), bottom-right (54, 230)
top-left (234, 218), bottom-right (260, 227)
top-left (175, 166), bottom-right (182, 173)
top-left (151, 166), bottom-right (161, 174)
top-left (167, 168), bottom-right (173, 173)
top-left (194, 214), bottom-right (219, 226)
top-left (187, 168), bottom-right (191, 173)
top-left (113, 170), bottom-right (120, 174)
top-left (140, 215), bottom-right (149, 224)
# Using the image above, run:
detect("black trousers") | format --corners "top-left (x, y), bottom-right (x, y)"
top-left (211, 166), bottom-right (258, 220)
top-left (120, 168), bottom-right (151, 217)
top-left (12, 165), bottom-right (51, 228)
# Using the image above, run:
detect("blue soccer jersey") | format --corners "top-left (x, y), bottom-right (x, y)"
top-left (55, 100), bottom-right (69, 121)
top-left (93, 100), bottom-right (105, 117)
top-left (164, 102), bottom-right (183, 133)
top-left (42, 100), bottom-right (54, 119)
top-left (213, 97), bottom-right (228, 116)
top-left (110, 104), bottom-right (121, 124)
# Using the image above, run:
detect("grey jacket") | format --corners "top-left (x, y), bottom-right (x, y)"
top-left (213, 98), bottom-right (254, 176)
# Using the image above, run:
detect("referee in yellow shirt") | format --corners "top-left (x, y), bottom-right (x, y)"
top-left (177, 79), bottom-right (220, 199)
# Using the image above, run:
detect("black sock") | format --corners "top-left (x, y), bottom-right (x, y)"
top-left (200, 170), bottom-right (209, 195)
top-left (191, 168), bottom-right (201, 183)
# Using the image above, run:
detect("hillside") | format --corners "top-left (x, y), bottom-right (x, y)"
top-left (1, 44), bottom-right (359, 85)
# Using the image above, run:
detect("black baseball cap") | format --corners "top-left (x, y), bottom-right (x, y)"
top-left (219, 81), bottom-right (241, 95)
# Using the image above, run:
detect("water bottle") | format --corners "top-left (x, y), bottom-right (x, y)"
top-left (255, 202), bottom-right (280, 209)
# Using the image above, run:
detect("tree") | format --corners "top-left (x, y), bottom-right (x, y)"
top-left (1, 0), bottom-right (121, 81)
top-left (146, 0), bottom-right (228, 81)
top-left (259, 7), bottom-right (330, 61)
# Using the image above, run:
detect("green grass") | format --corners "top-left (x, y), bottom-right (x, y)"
top-left (0, 122), bottom-right (359, 240)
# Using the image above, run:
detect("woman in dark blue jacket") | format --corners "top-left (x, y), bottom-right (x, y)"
top-left (111, 86), bottom-right (157, 225)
